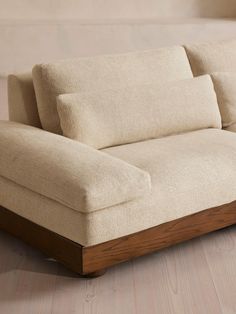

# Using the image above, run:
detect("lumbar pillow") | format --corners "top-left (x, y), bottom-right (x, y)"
top-left (57, 75), bottom-right (221, 149)
top-left (211, 72), bottom-right (236, 129)
top-left (184, 40), bottom-right (236, 76)
top-left (32, 46), bottom-right (193, 134)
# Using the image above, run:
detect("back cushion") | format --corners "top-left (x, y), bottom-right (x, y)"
top-left (184, 40), bottom-right (236, 76)
top-left (32, 46), bottom-right (193, 134)
top-left (8, 73), bottom-right (42, 128)
top-left (211, 72), bottom-right (236, 129)
top-left (57, 75), bottom-right (221, 149)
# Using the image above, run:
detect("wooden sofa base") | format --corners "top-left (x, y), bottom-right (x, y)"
top-left (0, 202), bottom-right (236, 277)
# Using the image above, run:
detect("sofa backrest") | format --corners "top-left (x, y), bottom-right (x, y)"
top-left (31, 46), bottom-right (193, 134)
top-left (8, 73), bottom-right (42, 128)
top-left (184, 39), bottom-right (236, 76)
top-left (7, 39), bottom-right (236, 133)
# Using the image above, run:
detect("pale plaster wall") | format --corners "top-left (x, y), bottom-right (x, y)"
top-left (0, 0), bottom-right (236, 19)
top-left (0, 19), bottom-right (236, 76)
top-left (0, 0), bottom-right (236, 119)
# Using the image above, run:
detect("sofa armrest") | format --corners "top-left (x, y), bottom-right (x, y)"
top-left (0, 121), bottom-right (151, 213)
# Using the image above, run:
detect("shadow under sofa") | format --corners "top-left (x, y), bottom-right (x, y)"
top-left (1, 40), bottom-right (236, 277)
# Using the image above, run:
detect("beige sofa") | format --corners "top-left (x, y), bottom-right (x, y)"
top-left (1, 40), bottom-right (236, 276)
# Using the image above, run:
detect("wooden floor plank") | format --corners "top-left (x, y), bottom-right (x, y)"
top-left (202, 226), bottom-right (236, 314)
top-left (1, 227), bottom-right (235, 314)
top-left (0, 231), bottom-right (59, 314)
top-left (130, 240), bottom-right (223, 314)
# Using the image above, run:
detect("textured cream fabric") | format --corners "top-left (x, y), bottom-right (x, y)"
top-left (226, 123), bottom-right (236, 132)
top-left (32, 46), bottom-right (193, 134)
top-left (0, 121), bottom-right (151, 213)
top-left (0, 175), bottom-right (89, 245)
top-left (1, 129), bottom-right (236, 246)
top-left (8, 73), bottom-right (42, 128)
top-left (57, 75), bottom-right (221, 149)
top-left (211, 72), bottom-right (236, 128)
top-left (184, 39), bottom-right (236, 76)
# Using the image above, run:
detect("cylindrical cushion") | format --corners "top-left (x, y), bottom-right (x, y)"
top-left (57, 75), bottom-right (222, 149)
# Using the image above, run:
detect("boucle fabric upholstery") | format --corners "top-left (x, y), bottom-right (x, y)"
top-left (32, 46), bottom-right (193, 134)
top-left (184, 40), bottom-right (236, 76)
top-left (211, 72), bottom-right (236, 129)
top-left (1, 129), bottom-right (236, 246)
top-left (57, 75), bottom-right (221, 149)
top-left (226, 123), bottom-right (236, 132)
top-left (8, 73), bottom-right (41, 128)
top-left (0, 121), bottom-right (151, 213)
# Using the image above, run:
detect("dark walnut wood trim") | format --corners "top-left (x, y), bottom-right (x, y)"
top-left (0, 202), bottom-right (236, 277)
top-left (82, 201), bottom-right (236, 273)
top-left (0, 206), bottom-right (83, 274)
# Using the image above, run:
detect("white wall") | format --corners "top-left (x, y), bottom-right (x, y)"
top-left (0, 19), bottom-right (236, 76)
top-left (0, 0), bottom-right (236, 76)
top-left (1, 0), bottom-right (236, 19)
top-left (0, 0), bottom-right (236, 119)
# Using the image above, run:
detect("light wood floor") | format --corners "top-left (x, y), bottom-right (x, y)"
top-left (0, 226), bottom-right (235, 314)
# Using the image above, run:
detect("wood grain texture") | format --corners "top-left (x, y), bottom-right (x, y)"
top-left (0, 206), bottom-right (83, 274)
top-left (130, 238), bottom-right (223, 314)
top-left (0, 199), bottom-right (235, 276)
top-left (0, 226), bottom-right (235, 313)
top-left (202, 227), bottom-right (236, 313)
top-left (83, 201), bottom-right (236, 273)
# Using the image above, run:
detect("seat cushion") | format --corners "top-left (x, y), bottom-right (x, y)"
top-left (211, 72), bottom-right (236, 129)
top-left (32, 46), bottom-right (193, 134)
top-left (103, 129), bottom-right (236, 210)
top-left (184, 40), bottom-right (236, 76)
top-left (2, 129), bottom-right (236, 246)
top-left (57, 75), bottom-right (221, 149)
